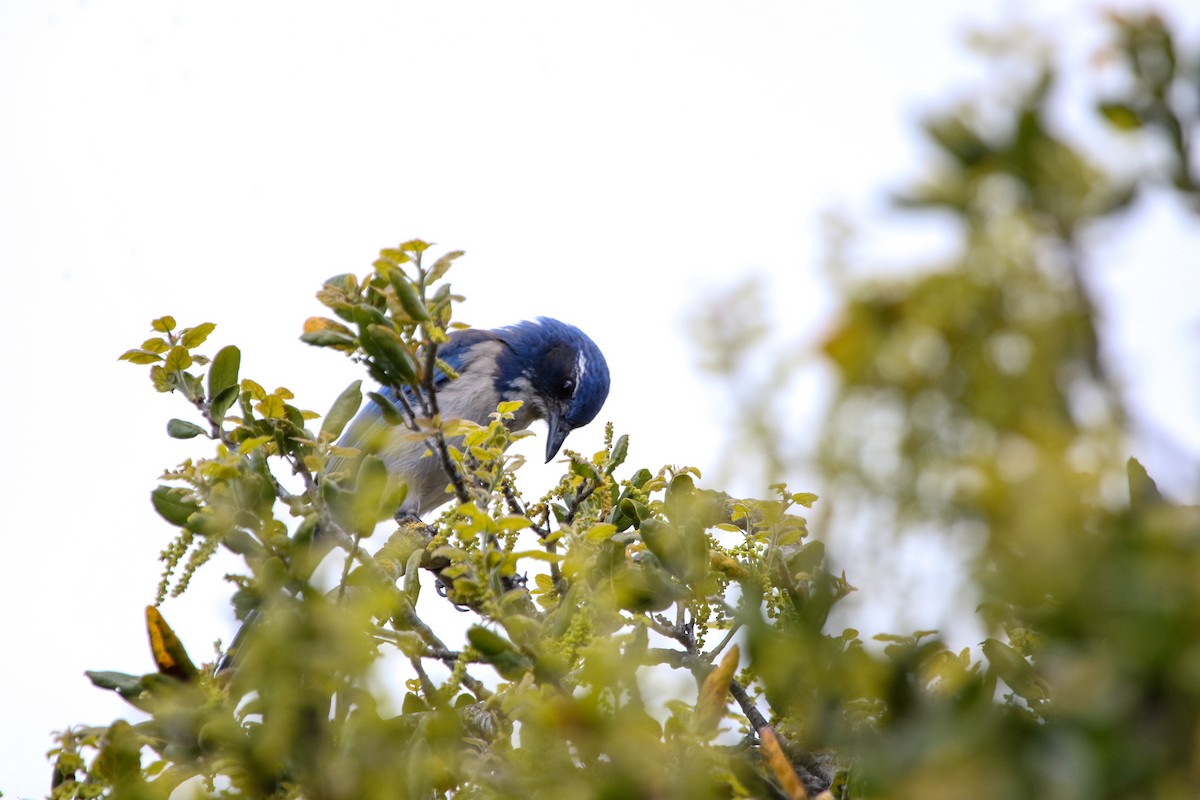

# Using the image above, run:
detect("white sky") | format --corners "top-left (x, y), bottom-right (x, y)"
top-left (2, 2), bottom-right (1198, 796)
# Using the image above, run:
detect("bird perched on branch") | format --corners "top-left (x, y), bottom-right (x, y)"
top-left (218, 319), bottom-right (608, 674)
top-left (332, 317), bottom-right (611, 518)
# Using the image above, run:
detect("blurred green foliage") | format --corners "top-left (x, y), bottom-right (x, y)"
top-left (51, 11), bottom-right (1200, 800)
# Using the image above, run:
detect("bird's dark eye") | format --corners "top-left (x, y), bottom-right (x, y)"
top-left (563, 379), bottom-right (575, 393)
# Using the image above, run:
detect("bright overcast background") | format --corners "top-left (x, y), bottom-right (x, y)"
top-left (2, 2), bottom-right (1199, 796)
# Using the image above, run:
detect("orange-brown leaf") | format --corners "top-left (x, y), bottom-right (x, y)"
top-left (146, 605), bottom-right (198, 681)
top-left (695, 644), bottom-right (739, 735)
top-left (760, 726), bottom-right (808, 800)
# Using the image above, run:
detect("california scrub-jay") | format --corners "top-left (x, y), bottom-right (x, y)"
top-left (331, 317), bottom-right (611, 517)
top-left (218, 318), bottom-right (608, 673)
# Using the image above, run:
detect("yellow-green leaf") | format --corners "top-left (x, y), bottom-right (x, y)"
top-left (586, 523), bottom-right (619, 541)
top-left (164, 346), bottom-right (192, 372)
top-left (496, 516), bottom-right (531, 533)
top-left (141, 337), bottom-right (170, 354)
top-left (790, 492), bottom-right (818, 508)
top-left (427, 249), bottom-right (464, 283)
top-left (241, 379), bottom-right (266, 400)
top-left (379, 247), bottom-right (411, 265)
top-left (304, 316), bottom-right (354, 336)
top-left (238, 435), bottom-right (272, 455)
top-left (398, 239), bottom-right (432, 255)
top-left (151, 316), bottom-right (176, 333)
top-left (180, 322), bottom-right (216, 349)
top-left (118, 349), bottom-right (163, 365)
top-left (509, 550), bottom-right (564, 563)
top-left (256, 395), bottom-right (285, 418)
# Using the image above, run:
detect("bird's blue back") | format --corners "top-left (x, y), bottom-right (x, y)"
top-left (330, 319), bottom-right (609, 517)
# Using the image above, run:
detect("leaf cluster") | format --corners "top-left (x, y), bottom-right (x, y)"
top-left (65, 243), bottom-right (874, 800)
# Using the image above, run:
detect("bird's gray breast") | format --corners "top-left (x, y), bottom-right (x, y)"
top-left (390, 340), bottom-right (541, 514)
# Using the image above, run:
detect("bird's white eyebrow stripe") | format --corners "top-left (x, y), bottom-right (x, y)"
top-left (575, 351), bottom-right (588, 389)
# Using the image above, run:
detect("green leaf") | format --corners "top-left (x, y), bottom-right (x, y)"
top-left (390, 271), bottom-right (431, 321)
top-left (641, 519), bottom-right (707, 584)
top-left (210, 387), bottom-right (239, 427)
top-left (352, 303), bottom-right (389, 332)
top-left (401, 692), bottom-right (428, 715)
top-left (1098, 101), bottom-right (1144, 131)
top-left (151, 486), bottom-right (200, 527)
top-left (166, 419), bottom-right (206, 439)
top-left (783, 540), bottom-right (825, 575)
top-left (629, 468), bottom-right (653, 489)
top-left (604, 434), bottom-right (629, 474)
top-left (467, 626), bottom-right (533, 679)
top-left (613, 561), bottom-right (678, 612)
top-left (367, 390), bottom-right (407, 425)
top-left (180, 322), bottom-right (216, 349)
top-left (1127, 457), bottom-right (1163, 508)
top-left (466, 626), bottom-right (514, 658)
top-left (322, 380), bottom-right (363, 439)
top-left (352, 455), bottom-right (389, 536)
top-left (86, 670), bottom-right (145, 701)
top-left (118, 349), bottom-right (163, 365)
top-left (982, 638), bottom-right (1046, 704)
top-left (207, 345), bottom-right (241, 407)
top-left (365, 323), bottom-right (418, 383)
top-left (151, 316), bottom-right (176, 333)
top-left (221, 530), bottom-right (263, 557)
top-left (301, 329), bottom-right (358, 349)
top-left (570, 459), bottom-right (601, 483)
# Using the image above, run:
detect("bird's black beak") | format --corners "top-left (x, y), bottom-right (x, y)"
top-left (545, 409), bottom-right (572, 462)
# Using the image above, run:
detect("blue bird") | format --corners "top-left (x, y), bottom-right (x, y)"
top-left (218, 319), bottom-right (607, 674)
top-left (332, 317), bottom-right (611, 517)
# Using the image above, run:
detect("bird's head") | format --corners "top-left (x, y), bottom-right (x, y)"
top-left (494, 318), bottom-right (611, 461)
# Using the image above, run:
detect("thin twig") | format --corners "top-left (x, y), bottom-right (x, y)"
top-left (336, 532), bottom-right (365, 601)
top-left (702, 624), bottom-right (743, 663)
top-left (410, 657), bottom-right (440, 706)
